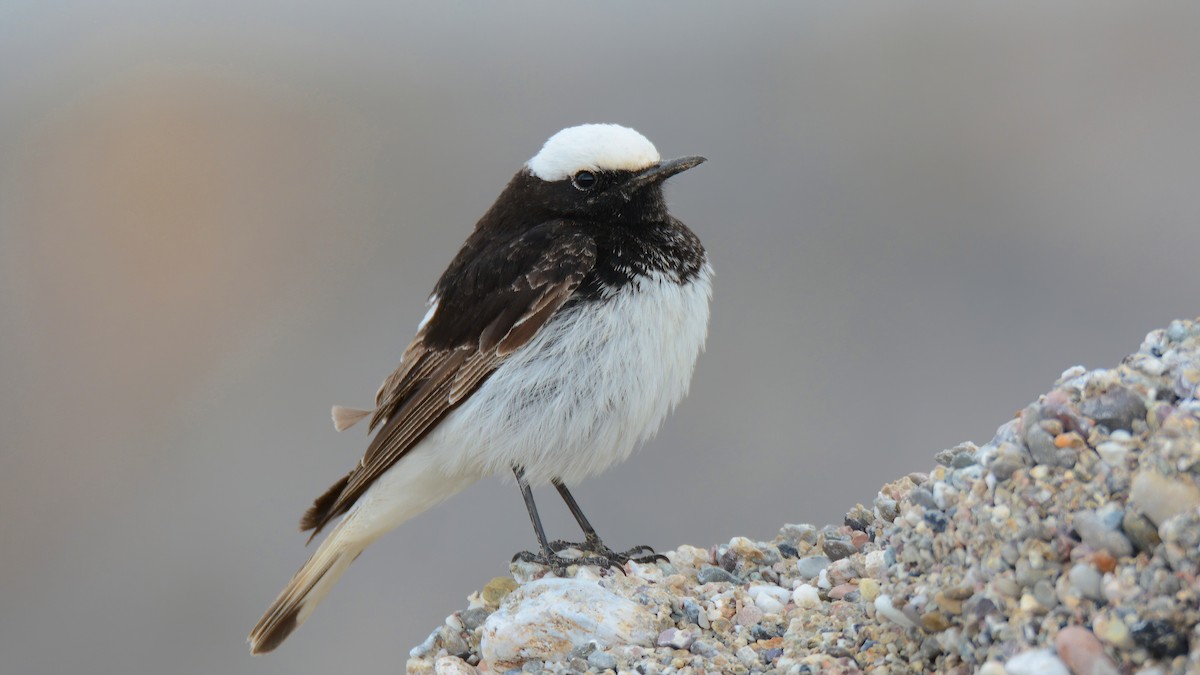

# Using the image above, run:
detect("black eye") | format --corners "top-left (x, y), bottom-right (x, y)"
top-left (572, 170), bottom-right (597, 190)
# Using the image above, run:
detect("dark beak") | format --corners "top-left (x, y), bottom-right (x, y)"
top-left (611, 155), bottom-right (707, 202)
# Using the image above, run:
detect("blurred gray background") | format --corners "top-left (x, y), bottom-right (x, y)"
top-left (2, 2), bottom-right (1199, 673)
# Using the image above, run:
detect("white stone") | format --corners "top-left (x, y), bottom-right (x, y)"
top-left (864, 550), bottom-right (888, 579)
top-left (668, 545), bottom-right (712, 569)
top-left (747, 583), bottom-right (791, 609)
top-left (1059, 365), bottom-right (1087, 382)
top-left (480, 578), bottom-right (658, 671)
top-left (1096, 441), bottom-right (1129, 465)
top-left (754, 593), bottom-right (785, 614)
top-left (1005, 648), bottom-right (1071, 675)
top-left (873, 595), bottom-right (916, 629)
top-left (792, 584), bottom-right (821, 608)
top-left (933, 482), bottom-right (958, 510)
top-left (736, 645), bottom-right (759, 667)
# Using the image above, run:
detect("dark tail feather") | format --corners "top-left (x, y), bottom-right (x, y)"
top-left (300, 472), bottom-right (351, 541)
top-left (248, 522), bottom-right (361, 654)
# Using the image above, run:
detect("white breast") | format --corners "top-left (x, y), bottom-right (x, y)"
top-left (427, 265), bottom-right (713, 486)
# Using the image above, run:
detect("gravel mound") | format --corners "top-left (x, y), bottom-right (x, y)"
top-left (408, 318), bottom-right (1200, 674)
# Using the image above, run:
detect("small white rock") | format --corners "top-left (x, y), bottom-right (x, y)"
top-left (736, 645), bottom-right (759, 666)
top-left (792, 584), bottom-right (821, 608)
top-left (1005, 648), bottom-right (1071, 675)
top-left (1096, 441), bottom-right (1129, 465)
top-left (754, 594), bottom-right (785, 614)
top-left (748, 583), bottom-right (791, 614)
top-left (933, 482), bottom-right (958, 510)
top-left (625, 559), bottom-right (662, 581)
top-left (874, 594), bottom-right (916, 629)
top-left (817, 568), bottom-right (832, 590)
top-left (1060, 365), bottom-right (1087, 381)
top-left (864, 550), bottom-right (888, 579)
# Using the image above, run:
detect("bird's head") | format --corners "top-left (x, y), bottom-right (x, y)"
top-left (490, 124), bottom-right (705, 225)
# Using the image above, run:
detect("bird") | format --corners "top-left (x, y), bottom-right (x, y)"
top-left (248, 123), bottom-right (711, 654)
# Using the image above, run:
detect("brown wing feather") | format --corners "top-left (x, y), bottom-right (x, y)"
top-left (369, 341), bottom-right (434, 432)
top-left (300, 231), bottom-right (595, 537)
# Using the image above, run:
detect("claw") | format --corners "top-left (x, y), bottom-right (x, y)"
top-left (511, 550), bottom-right (619, 576)
top-left (521, 539), bottom-right (664, 570)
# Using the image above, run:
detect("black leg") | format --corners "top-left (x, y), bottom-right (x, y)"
top-left (515, 466), bottom-right (553, 557)
top-left (553, 479), bottom-right (601, 544)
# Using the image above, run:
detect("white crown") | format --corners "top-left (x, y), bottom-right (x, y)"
top-left (526, 124), bottom-right (660, 182)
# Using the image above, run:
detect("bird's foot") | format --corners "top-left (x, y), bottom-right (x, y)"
top-left (510, 549), bottom-right (620, 576)
top-left (548, 537), bottom-right (668, 566)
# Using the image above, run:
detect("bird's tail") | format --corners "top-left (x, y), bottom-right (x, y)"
top-left (248, 521), bottom-right (365, 654)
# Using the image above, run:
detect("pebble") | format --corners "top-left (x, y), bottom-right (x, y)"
top-left (827, 558), bottom-right (857, 585)
top-left (433, 655), bottom-right (477, 675)
top-left (1055, 626), bottom-right (1120, 675)
top-left (735, 645), bottom-right (759, 667)
top-left (1033, 578), bottom-right (1059, 609)
top-left (907, 487), bottom-right (938, 509)
top-left (1079, 385), bottom-right (1147, 432)
top-left (875, 495), bottom-right (899, 522)
top-left (669, 544), bottom-right (712, 569)
top-left (1092, 611), bottom-right (1134, 650)
top-left (1072, 509), bottom-right (1134, 558)
top-left (481, 577), bottom-right (519, 608)
top-left (858, 578), bottom-right (881, 603)
top-left (586, 651), bottom-right (618, 671)
top-left (1026, 423), bottom-right (1062, 466)
top-left (689, 639), bottom-right (718, 658)
top-left (734, 603), bottom-right (763, 626)
top-left (828, 583), bottom-right (857, 600)
top-left (747, 584), bottom-right (789, 614)
top-left (656, 628), bottom-right (694, 650)
top-left (792, 583), bottom-right (820, 608)
top-left (795, 555), bottom-right (831, 578)
top-left (1005, 648), bottom-right (1071, 675)
top-left (1129, 470), bottom-right (1200, 527)
top-left (864, 549), bottom-right (888, 579)
top-left (1096, 441), bottom-right (1129, 465)
top-left (816, 568), bottom-right (832, 590)
top-left (920, 611), bottom-right (950, 632)
top-left (1121, 511), bottom-right (1161, 552)
top-left (779, 523), bottom-right (818, 545)
top-left (1130, 619), bottom-right (1189, 658)
top-left (874, 594), bottom-right (916, 629)
top-left (1068, 564), bottom-right (1104, 601)
top-left (823, 537), bottom-right (857, 561)
top-left (696, 566), bottom-right (740, 585)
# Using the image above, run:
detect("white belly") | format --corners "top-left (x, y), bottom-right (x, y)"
top-left (427, 265), bottom-right (712, 486)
